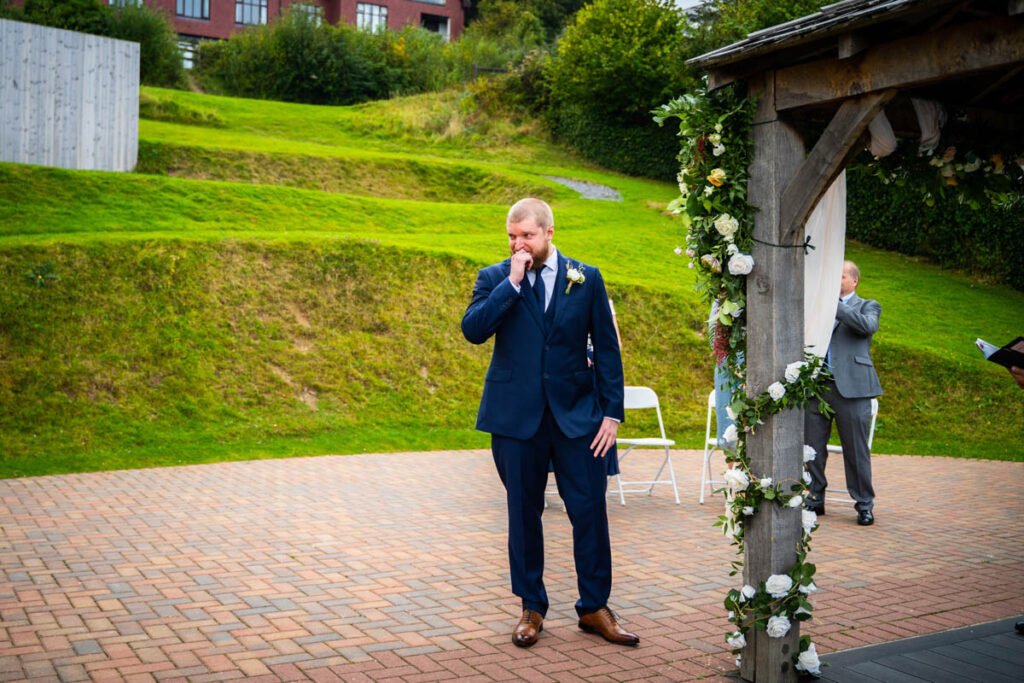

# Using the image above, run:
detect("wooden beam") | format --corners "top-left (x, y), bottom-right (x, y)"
top-left (741, 71), bottom-right (807, 683)
top-left (780, 90), bottom-right (896, 241)
top-left (775, 15), bottom-right (1024, 111)
top-left (837, 31), bottom-right (869, 59)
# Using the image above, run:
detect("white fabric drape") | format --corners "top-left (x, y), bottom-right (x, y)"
top-left (911, 98), bottom-right (945, 154)
top-left (867, 112), bottom-right (898, 158)
top-left (804, 171), bottom-right (847, 358)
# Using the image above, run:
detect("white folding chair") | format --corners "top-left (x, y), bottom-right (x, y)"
top-left (825, 398), bottom-right (879, 504)
top-left (608, 386), bottom-right (680, 505)
top-left (700, 390), bottom-right (728, 504)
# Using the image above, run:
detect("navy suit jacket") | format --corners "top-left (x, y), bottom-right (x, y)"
top-left (462, 253), bottom-right (624, 441)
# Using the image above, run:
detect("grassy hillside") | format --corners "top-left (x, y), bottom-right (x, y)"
top-left (0, 87), bottom-right (1020, 477)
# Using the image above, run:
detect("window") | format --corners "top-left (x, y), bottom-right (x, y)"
top-left (356, 3), bottom-right (388, 33)
top-left (177, 38), bottom-right (198, 70)
top-left (290, 2), bottom-right (323, 25)
top-left (420, 13), bottom-right (450, 41)
top-left (108, 0), bottom-right (143, 6)
top-left (236, 0), bottom-right (268, 25)
top-left (176, 0), bottom-right (209, 20)
top-left (412, 0), bottom-right (445, 5)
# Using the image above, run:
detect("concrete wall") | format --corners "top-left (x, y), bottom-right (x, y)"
top-left (0, 19), bottom-right (139, 172)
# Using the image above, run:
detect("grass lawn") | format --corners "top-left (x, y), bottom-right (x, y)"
top-left (0, 87), bottom-right (1020, 478)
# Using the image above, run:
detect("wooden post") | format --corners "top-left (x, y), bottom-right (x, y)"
top-left (741, 71), bottom-right (806, 683)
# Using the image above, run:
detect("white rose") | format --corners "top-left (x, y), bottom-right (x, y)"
top-left (784, 361), bottom-right (806, 383)
top-left (787, 495), bottom-right (803, 508)
top-left (740, 584), bottom-right (756, 601)
top-left (723, 424), bottom-right (738, 444)
top-left (766, 615), bottom-right (791, 638)
top-left (764, 574), bottom-right (793, 598)
top-left (803, 445), bottom-right (817, 463)
top-left (728, 253), bottom-right (755, 275)
top-left (726, 631), bottom-right (746, 649)
top-left (802, 509), bottom-right (818, 532)
top-left (713, 143), bottom-right (726, 157)
top-left (799, 581), bottom-right (818, 595)
top-left (767, 382), bottom-right (786, 401)
top-left (714, 213), bottom-right (739, 238)
top-left (703, 185), bottom-right (715, 196)
top-left (802, 471), bottom-right (812, 485)
top-left (707, 133), bottom-right (722, 145)
top-left (723, 467), bottom-right (750, 492)
top-left (742, 506), bottom-right (755, 516)
top-left (759, 477), bottom-right (773, 490)
top-left (795, 643), bottom-right (821, 675)
top-left (673, 246), bottom-right (683, 256)
top-left (727, 243), bottom-right (739, 256)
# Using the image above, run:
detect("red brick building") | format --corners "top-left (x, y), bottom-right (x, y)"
top-left (11, 1), bottom-right (468, 65)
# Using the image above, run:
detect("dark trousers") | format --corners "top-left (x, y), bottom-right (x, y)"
top-left (805, 382), bottom-right (875, 512)
top-left (491, 407), bottom-right (612, 617)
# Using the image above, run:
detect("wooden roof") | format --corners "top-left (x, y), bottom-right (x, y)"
top-left (688, 0), bottom-right (1024, 136)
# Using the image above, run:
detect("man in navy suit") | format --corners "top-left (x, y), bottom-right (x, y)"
top-left (462, 198), bottom-right (638, 649)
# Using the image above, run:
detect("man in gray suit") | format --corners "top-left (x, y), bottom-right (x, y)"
top-left (805, 260), bottom-right (882, 526)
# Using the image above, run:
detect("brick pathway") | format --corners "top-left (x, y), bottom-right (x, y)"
top-left (1, 450), bottom-right (1021, 682)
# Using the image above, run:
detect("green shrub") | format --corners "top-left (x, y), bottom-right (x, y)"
top-left (550, 102), bottom-right (680, 179)
top-left (541, 0), bottom-right (687, 178)
top-left (847, 167), bottom-right (1024, 290)
top-left (19, 0), bottom-right (109, 33)
top-left (107, 4), bottom-right (186, 88)
top-left (383, 26), bottom-right (455, 96)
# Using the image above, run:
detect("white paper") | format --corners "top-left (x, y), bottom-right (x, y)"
top-left (975, 338), bottom-right (998, 359)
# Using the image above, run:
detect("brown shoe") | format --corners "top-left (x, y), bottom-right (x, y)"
top-left (578, 607), bottom-right (639, 646)
top-left (513, 609), bottom-right (544, 648)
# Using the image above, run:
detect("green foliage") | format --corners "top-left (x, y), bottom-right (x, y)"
top-left (469, 0), bottom-right (589, 41)
top-left (19, 0), bottom-right (109, 33)
top-left (196, 12), bottom-right (394, 105)
top-left (685, 0), bottom-right (831, 58)
top-left (547, 0), bottom-right (688, 123)
top-left (847, 167), bottom-right (1024, 291)
top-left (106, 4), bottom-right (186, 88)
top-left (549, 103), bottom-right (680, 179)
top-left (541, 0), bottom-right (689, 179)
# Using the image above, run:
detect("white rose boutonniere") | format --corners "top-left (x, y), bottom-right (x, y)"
top-left (565, 263), bottom-right (586, 294)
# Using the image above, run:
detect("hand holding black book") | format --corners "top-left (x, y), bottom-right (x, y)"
top-left (975, 336), bottom-right (1024, 369)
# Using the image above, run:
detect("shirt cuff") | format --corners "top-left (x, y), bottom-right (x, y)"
top-left (605, 417), bottom-right (620, 423)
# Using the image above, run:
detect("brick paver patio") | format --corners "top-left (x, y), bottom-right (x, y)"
top-left (1, 450), bottom-right (1022, 682)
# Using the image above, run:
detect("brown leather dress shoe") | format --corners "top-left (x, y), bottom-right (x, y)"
top-left (578, 607), bottom-right (639, 646)
top-left (513, 609), bottom-right (544, 648)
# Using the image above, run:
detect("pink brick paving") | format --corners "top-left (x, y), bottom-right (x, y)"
top-left (0, 450), bottom-right (1021, 682)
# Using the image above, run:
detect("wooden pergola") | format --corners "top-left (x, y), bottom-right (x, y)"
top-left (688, 1), bottom-right (1023, 681)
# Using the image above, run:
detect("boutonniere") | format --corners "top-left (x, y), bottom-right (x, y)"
top-left (565, 262), bottom-right (586, 294)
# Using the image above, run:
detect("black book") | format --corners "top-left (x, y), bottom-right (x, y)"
top-left (976, 336), bottom-right (1024, 369)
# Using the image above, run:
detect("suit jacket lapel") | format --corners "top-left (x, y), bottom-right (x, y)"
top-left (547, 257), bottom-right (569, 337)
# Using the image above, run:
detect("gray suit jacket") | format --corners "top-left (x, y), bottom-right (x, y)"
top-left (830, 293), bottom-right (882, 399)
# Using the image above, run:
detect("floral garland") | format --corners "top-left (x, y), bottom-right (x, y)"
top-left (655, 86), bottom-right (833, 678)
